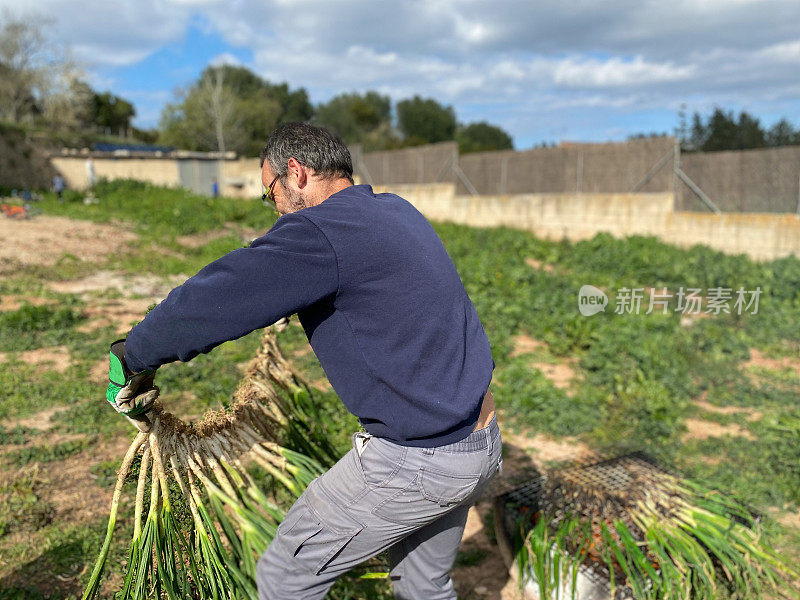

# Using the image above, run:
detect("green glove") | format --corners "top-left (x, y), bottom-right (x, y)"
top-left (107, 339), bottom-right (158, 419)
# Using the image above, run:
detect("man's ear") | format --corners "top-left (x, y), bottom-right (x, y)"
top-left (287, 158), bottom-right (308, 189)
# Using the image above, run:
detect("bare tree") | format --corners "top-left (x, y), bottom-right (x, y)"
top-left (40, 61), bottom-right (94, 132)
top-left (0, 12), bottom-right (49, 123)
top-left (197, 66), bottom-right (243, 153)
top-left (0, 12), bottom-right (91, 131)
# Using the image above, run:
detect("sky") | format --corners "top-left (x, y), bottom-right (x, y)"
top-left (3, 0), bottom-right (799, 149)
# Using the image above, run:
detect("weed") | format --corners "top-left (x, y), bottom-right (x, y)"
top-left (89, 460), bottom-right (119, 488)
top-left (0, 303), bottom-right (86, 352)
top-left (0, 468), bottom-right (55, 538)
top-left (0, 427), bottom-right (34, 446)
top-left (5, 438), bottom-right (91, 467)
top-left (455, 547), bottom-right (488, 567)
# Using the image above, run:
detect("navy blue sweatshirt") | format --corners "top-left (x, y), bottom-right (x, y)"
top-left (125, 184), bottom-right (494, 447)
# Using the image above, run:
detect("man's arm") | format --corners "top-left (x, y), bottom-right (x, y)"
top-left (124, 212), bottom-right (338, 373)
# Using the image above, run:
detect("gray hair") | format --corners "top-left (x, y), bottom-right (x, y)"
top-left (260, 122), bottom-right (354, 184)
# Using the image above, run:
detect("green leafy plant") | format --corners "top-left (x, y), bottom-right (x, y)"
top-left (514, 462), bottom-right (799, 599)
top-left (82, 326), bottom-right (339, 600)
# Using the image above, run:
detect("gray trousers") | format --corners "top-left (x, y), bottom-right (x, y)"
top-left (257, 415), bottom-right (503, 599)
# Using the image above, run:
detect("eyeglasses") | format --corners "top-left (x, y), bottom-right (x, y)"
top-left (261, 174), bottom-right (280, 207)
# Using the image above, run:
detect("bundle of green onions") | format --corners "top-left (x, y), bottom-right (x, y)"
top-left (83, 324), bottom-right (339, 600)
top-left (515, 457), bottom-right (800, 600)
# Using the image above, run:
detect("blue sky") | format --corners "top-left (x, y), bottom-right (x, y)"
top-left (3, 0), bottom-right (799, 150)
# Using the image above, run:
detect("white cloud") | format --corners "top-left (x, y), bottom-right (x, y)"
top-left (1, 0), bottom-right (798, 143)
top-left (209, 52), bottom-right (242, 67)
top-left (553, 56), bottom-right (695, 88)
top-left (0, 0), bottom-right (192, 66)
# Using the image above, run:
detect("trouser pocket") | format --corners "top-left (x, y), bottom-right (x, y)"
top-left (278, 481), bottom-right (364, 576)
top-left (372, 466), bottom-right (481, 528)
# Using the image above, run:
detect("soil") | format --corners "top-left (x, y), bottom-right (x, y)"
top-left (78, 296), bottom-right (157, 334)
top-left (0, 216), bottom-right (136, 266)
top-left (767, 507), bottom-right (800, 530)
top-left (509, 334), bottom-right (580, 395)
top-left (524, 257), bottom-right (556, 273)
top-left (500, 420), bottom-right (593, 468)
top-left (0, 296), bottom-right (54, 311)
top-left (0, 346), bottom-right (72, 373)
top-left (453, 504), bottom-right (521, 599)
top-left (742, 348), bottom-right (800, 383)
top-left (681, 417), bottom-right (756, 442)
top-left (530, 360), bottom-right (579, 394)
top-left (2, 406), bottom-right (68, 431)
top-left (509, 334), bottom-right (547, 358)
top-left (691, 390), bottom-right (762, 422)
top-left (49, 270), bottom-right (186, 301)
top-left (176, 225), bottom-right (262, 249)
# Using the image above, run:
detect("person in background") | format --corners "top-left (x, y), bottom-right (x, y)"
top-left (211, 177), bottom-right (219, 197)
top-left (85, 157), bottom-right (96, 191)
top-left (53, 174), bottom-right (66, 203)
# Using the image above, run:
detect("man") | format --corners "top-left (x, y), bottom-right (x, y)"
top-left (107, 122), bottom-right (501, 599)
top-left (53, 174), bottom-right (66, 203)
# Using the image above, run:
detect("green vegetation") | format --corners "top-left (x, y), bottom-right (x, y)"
top-left (6, 438), bottom-right (92, 467)
top-left (0, 303), bottom-right (86, 352)
top-left (456, 121), bottom-right (514, 154)
top-left (0, 469), bottom-right (55, 538)
top-left (514, 472), bottom-right (797, 600)
top-left (455, 547), bottom-right (488, 567)
top-left (0, 180), bottom-right (798, 597)
top-left (683, 107), bottom-right (800, 152)
top-left (0, 426), bottom-right (34, 446)
top-left (159, 65), bottom-right (314, 156)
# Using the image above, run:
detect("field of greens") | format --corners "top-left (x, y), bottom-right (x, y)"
top-left (0, 179), bottom-right (798, 599)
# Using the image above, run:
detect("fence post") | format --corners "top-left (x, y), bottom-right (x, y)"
top-left (797, 170), bottom-right (800, 215)
top-left (501, 156), bottom-right (508, 194)
top-left (673, 142), bottom-right (680, 209)
top-left (576, 151), bottom-right (583, 193)
top-left (676, 168), bottom-right (721, 214)
top-left (358, 157), bottom-right (375, 186)
top-left (453, 163), bottom-right (479, 197)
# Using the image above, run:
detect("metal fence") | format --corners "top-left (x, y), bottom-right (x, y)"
top-left (350, 142), bottom-right (457, 186)
top-left (678, 146), bottom-right (800, 213)
top-left (456, 137), bottom-right (676, 196)
top-left (352, 138), bottom-right (800, 214)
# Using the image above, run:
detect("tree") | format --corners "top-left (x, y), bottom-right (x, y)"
top-left (159, 65), bottom-right (311, 156)
top-left (93, 92), bottom-right (136, 137)
top-left (0, 13), bottom-right (47, 124)
top-left (456, 121), bottom-right (513, 153)
top-left (315, 91), bottom-right (396, 149)
top-left (688, 108), bottom-right (770, 152)
top-left (0, 12), bottom-right (90, 129)
top-left (396, 96), bottom-right (456, 145)
top-left (766, 118), bottom-right (799, 147)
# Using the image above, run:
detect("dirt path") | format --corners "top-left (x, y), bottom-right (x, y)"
top-left (0, 215), bottom-right (136, 266)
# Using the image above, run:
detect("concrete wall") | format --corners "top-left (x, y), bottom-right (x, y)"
top-left (220, 158), bottom-right (262, 198)
top-left (663, 212), bottom-right (800, 261)
top-left (377, 183), bottom-right (800, 261)
top-left (51, 156), bottom-right (180, 190)
top-left (45, 154), bottom-right (800, 261)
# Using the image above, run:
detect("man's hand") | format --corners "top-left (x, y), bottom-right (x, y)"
top-left (107, 339), bottom-right (159, 431)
